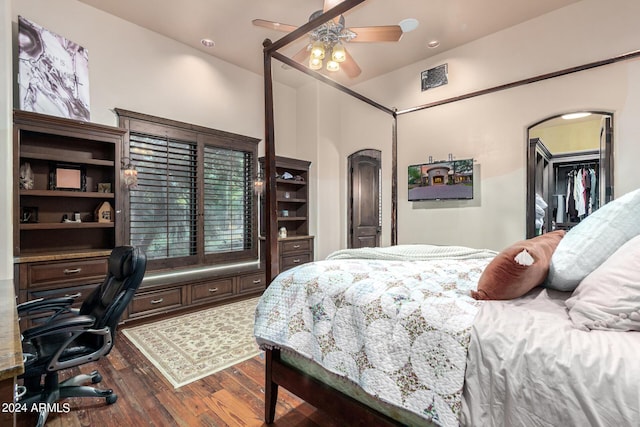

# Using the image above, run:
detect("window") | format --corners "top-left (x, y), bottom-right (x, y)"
top-left (117, 110), bottom-right (259, 270)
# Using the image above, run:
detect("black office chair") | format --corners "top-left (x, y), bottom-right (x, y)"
top-left (17, 246), bottom-right (146, 427)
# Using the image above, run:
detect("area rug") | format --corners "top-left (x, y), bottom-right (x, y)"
top-left (122, 297), bottom-right (261, 388)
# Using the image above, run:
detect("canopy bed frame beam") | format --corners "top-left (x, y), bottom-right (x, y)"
top-left (396, 49), bottom-right (640, 115)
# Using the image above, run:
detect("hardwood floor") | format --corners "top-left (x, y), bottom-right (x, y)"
top-left (16, 328), bottom-right (342, 427)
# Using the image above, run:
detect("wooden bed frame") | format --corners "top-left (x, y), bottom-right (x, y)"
top-left (264, 348), bottom-right (401, 426)
top-left (259, 1), bottom-right (640, 424)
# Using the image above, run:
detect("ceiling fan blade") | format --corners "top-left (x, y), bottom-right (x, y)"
top-left (341, 49), bottom-right (361, 78)
top-left (252, 19), bottom-right (298, 33)
top-left (323, 0), bottom-right (343, 12)
top-left (349, 25), bottom-right (403, 42)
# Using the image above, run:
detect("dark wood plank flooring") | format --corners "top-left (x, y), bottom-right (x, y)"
top-left (16, 328), bottom-right (342, 427)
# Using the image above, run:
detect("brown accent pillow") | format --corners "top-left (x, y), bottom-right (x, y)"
top-left (471, 230), bottom-right (566, 300)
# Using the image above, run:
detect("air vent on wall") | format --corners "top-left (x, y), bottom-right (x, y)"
top-left (421, 63), bottom-right (448, 91)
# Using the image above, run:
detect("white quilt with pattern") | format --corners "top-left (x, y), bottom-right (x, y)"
top-left (254, 246), bottom-right (495, 426)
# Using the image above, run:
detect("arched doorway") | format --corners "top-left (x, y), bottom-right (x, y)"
top-left (348, 149), bottom-right (381, 248)
top-left (526, 111), bottom-right (613, 238)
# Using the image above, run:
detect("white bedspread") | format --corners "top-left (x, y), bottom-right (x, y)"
top-left (255, 249), bottom-right (495, 426)
top-left (462, 288), bottom-right (640, 427)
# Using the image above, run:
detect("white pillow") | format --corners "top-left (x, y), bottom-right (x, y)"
top-left (546, 188), bottom-right (640, 291)
top-left (566, 234), bottom-right (640, 331)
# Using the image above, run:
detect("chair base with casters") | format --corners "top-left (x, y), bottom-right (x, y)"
top-left (19, 368), bottom-right (117, 427)
top-left (16, 246), bottom-right (146, 427)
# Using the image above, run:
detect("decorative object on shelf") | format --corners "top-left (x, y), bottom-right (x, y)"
top-left (17, 16), bottom-right (90, 121)
top-left (21, 206), bottom-right (38, 223)
top-left (95, 201), bottom-right (114, 223)
top-left (19, 162), bottom-right (34, 189)
top-left (49, 163), bottom-right (86, 191)
top-left (97, 183), bottom-right (111, 193)
top-left (281, 210), bottom-right (289, 217)
top-left (284, 191), bottom-right (291, 199)
top-left (279, 227), bottom-right (287, 238)
top-left (121, 157), bottom-right (138, 189)
top-left (62, 213), bottom-right (81, 223)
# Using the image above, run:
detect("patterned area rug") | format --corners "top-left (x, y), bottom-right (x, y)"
top-left (122, 297), bottom-right (261, 388)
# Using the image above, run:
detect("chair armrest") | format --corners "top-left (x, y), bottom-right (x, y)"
top-left (21, 315), bottom-right (96, 341)
top-left (17, 297), bottom-right (75, 316)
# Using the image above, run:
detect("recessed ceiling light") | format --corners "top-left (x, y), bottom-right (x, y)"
top-left (562, 112), bottom-right (592, 120)
top-left (200, 38), bottom-right (215, 48)
top-left (398, 18), bottom-right (419, 33)
top-left (427, 40), bottom-right (440, 48)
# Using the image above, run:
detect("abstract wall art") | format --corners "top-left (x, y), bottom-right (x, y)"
top-left (18, 16), bottom-right (90, 121)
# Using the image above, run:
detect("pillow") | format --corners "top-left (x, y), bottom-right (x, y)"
top-left (471, 230), bottom-right (565, 300)
top-left (566, 234), bottom-right (640, 331)
top-left (546, 188), bottom-right (640, 291)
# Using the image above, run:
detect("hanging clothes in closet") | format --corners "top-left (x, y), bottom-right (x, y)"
top-left (565, 166), bottom-right (597, 222)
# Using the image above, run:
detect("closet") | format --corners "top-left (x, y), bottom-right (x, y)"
top-left (526, 113), bottom-right (613, 238)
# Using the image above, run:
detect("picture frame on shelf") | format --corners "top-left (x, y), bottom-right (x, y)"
top-left (20, 206), bottom-right (38, 223)
top-left (49, 163), bottom-right (86, 191)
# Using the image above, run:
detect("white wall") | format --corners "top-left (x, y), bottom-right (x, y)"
top-left (3, 0), bottom-right (299, 269)
top-left (0, 0), bottom-right (13, 279)
top-left (306, 0), bottom-right (640, 252)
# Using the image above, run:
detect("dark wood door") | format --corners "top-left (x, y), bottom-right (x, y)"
top-left (348, 150), bottom-right (381, 248)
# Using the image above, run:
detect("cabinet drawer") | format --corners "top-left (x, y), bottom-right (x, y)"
top-left (191, 278), bottom-right (234, 304)
top-left (27, 282), bottom-right (99, 305)
top-left (21, 283), bottom-right (100, 329)
top-left (129, 288), bottom-right (184, 318)
top-left (238, 272), bottom-right (266, 294)
top-left (281, 239), bottom-right (311, 254)
top-left (281, 253), bottom-right (311, 272)
top-left (28, 258), bottom-right (108, 289)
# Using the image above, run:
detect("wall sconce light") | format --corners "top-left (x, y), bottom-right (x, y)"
top-left (253, 171), bottom-right (264, 195)
top-left (121, 157), bottom-right (138, 189)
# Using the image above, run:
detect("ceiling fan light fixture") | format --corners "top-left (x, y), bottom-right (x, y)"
top-left (331, 44), bottom-right (346, 63)
top-left (309, 57), bottom-right (323, 70)
top-left (326, 60), bottom-right (340, 72)
top-left (311, 41), bottom-right (325, 59)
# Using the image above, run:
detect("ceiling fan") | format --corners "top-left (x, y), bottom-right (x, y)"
top-left (252, 0), bottom-right (403, 78)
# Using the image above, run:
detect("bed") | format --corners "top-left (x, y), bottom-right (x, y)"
top-left (254, 188), bottom-right (640, 426)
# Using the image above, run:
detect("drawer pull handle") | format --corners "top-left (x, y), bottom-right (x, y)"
top-left (208, 288), bottom-right (219, 293)
top-left (292, 244), bottom-right (301, 249)
top-left (64, 268), bottom-right (82, 275)
top-left (150, 298), bottom-right (164, 305)
top-left (293, 258), bottom-right (301, 263)
top-left (252, 279), bottom-right (261, 284)
top-left (64, 292), bottom-right (81, 299)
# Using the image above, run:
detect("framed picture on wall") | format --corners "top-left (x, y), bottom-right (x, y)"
top-left (17, 16), bottom-right (90, 121)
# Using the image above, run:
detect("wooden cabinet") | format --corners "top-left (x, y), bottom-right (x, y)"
top-left (13, 110), bottom-right (125, 258)
top-left (279, 236), bottom-right (314, 273)
top-left (14, 256), bottom-right (109, 328)
top-left (12, 110), bottom-right (125, 322)
top-left (260, 156), bottom-right (315, 273)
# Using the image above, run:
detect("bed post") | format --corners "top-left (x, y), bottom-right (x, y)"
top-left (263, 38), bottom-right (279, 284)
top-left (264, 349), bottom-right (279, 423)
top-left (391, 109), bottom-right (398, 246)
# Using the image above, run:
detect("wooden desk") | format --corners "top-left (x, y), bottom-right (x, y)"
top-left (0, 278), bottom-right (24, 427)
